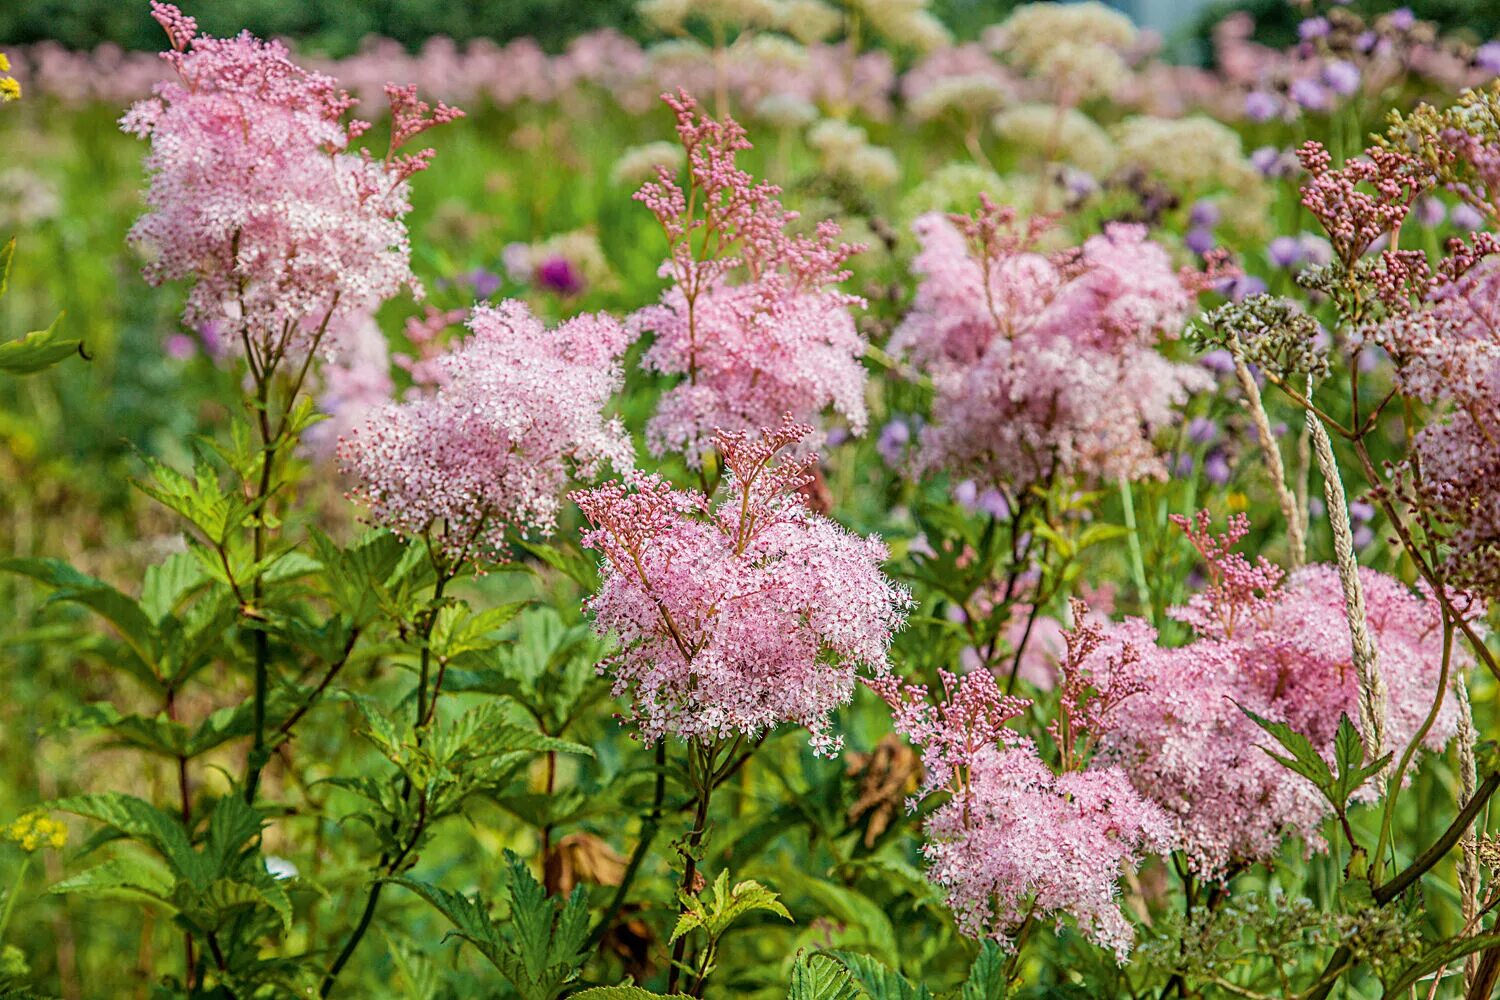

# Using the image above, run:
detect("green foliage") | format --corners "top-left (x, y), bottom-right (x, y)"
top-left (1238, 707), bottom-right (1391, 814)
top-left (669, 871), bottom-right (792, 946)
top-left (392, 850), bottom-right (591, 1000)
top-left (0, 240), bottom-right (78, 377)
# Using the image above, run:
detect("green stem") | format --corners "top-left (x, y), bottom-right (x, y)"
top-left (1372, 614), bottom-right (1454, 882)
top-left (1118, 475), bottom-right (1150, 613)
top-left (0, 855), bottom-right (32, 946)
top-left (668, 740), bottom-right (719, 996)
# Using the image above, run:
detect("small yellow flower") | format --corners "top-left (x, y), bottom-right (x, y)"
top-left (3, 812), bottom-right (67, 853)
top-left (1226, 491), bottom-right (1249, 512)
top-left (0, 50), bottom-right (18, 103)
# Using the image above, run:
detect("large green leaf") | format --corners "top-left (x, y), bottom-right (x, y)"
top-left (827, 951), bottom-right (934, 1000)
top-left (788, 952), bottom-right (862, 1000)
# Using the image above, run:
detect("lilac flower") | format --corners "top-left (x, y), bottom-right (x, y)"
top-left (1187, 416), bottom-right (1218, 445)
top-left (877, 418), bottom-right (913, 467)
top-left (1477, 42), bottom-right (1500, 75)
top-left (1349, 500), bottom-right (1375, 523)
top-left (1222, 274), bottom-right (1268, 301)
top-left (1322, 60), bottom-right (1360, 97)
top-left (1289, 78), bottom-right (1331, 112)
top-left (1204, 451), bottom-right (1232, 485)
top-left (1244, 90), bottom-right (1279, 122)
top-left (1299, 234), bottom-right (1334, 267)
top-left (1200, 349), bottom-right (1237, 376)
top-left (1299, 17), bottom-right (1331, 41)
top-left (1416, 196), bottom-right (1447, 227)
top-left (1453, 202), bottom-right (1486, 231)
top-left (462, 267), bottom-right (502, 298)
top-left (1388, 8), bottom-right (1415, 32)
top-left (1185, 227), bottom-right (1216, 256)
top-left (1251, 145), bottom-right (1292, 179)
top-left (1188, 200), bottom-right (1221, 228)
top-left (1268, 235), bottom-right (1306, 269)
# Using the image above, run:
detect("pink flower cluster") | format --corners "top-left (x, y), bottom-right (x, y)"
top-left (630, 92), bottom-right (870, 466)
top-left (1386, 260), bottom-right (1500, 599)
top-left (1099, 514), bottom-right (1462, 876)
top-left (121, 3), bottom-right (461, 364)
top-left (893, 198), bottom-right (1213, 492)
top-left (870, 646), bottom-right (1170, 960)
top-left (339, 300), bottom-right (634, 564)
top-left (573, 419), bottom-right (909, 755)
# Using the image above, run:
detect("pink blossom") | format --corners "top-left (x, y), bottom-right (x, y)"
top-left (121, 3), bottom-right (461, 364)
top-left (1380, 260), bottom-right (1500, 600)
top-left (894, 200), bottom-right (1213, 491)
top-left (630, 92), bottom-right (870, 466)
top-left (573, 419), bottom-right (910, 755)
top-left (339, 300), bottom-right (633, 565)
top-left (1101, 515), bottom-right (1463, 877)
top-left (870, 652), bottom-right (1170, 959)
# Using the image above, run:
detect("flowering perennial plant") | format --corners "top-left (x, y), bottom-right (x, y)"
top-left (575, 418), bottom-right (909, 754)
top-left (895, 196), bottom-right (1216, 492)
top-left (122, 3), bottom-right (461, 365)
top-left (13, 2), bottom-right (1500, 998)
top-left (340, 300), bottom-right (635, 565)
top-left (631, 92), bottom-right (870, 465)
top-left (870, 617), bottom-right (1171, 960)
top-left (1101, 514), bottom-right (1462, 877)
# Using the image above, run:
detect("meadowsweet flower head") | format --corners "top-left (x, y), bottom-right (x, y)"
top-left (122, 3), bottom-right (462, 363)
top-left (631, 91), bottom-right (870, 466)
top-left (1167, 510), bottom-right (1286, 639)
top-left (869, 648), bottom-right (1170, 959)
top-left (574, 418), bottom-right (910, 755)
top-left (340, 300), bottom-right (633, 565)
top-left (1380, 260), bottom-right (1500, 598)
top-left (1297, 141), bottom-right (1425, 265)
top-left (1102, 514), bottom-right (1464, 876)
top-left (895, 199), bottom-right (1213, 492)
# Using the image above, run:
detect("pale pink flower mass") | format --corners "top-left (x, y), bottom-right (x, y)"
top-left (122, 2), bottom-right (461, 364)
top-left (573, 419), bottom-right (910, 755)
top-left (870, 641), bottom-right (1171, 961)
top-left (894, 197), bottom-right (1215, 492)
top-left (630, 92), bottom-right (871, 466)
top-left (1100, 513), bottom-right (1463, 877)
top-left (339, 300), bottom-right (634, 565)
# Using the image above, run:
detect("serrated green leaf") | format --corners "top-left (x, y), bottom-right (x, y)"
top-left (52, 794), bottom-right (195, 878)
top-left (1235, 701), bottom-right (1333, 795)
top-left (570, 989), bottom-right (692, 999)
top-left (959, 941), bottom-right (1007, 1000)
top-left (788, 952), bottom-right (861, 1000)
top-left (49, 857), bottom-right (175, 907)
top-left (828, 950), bottom-right (933, 1000)
top-left (139, 550), bottom-right (207, 623)
top-left (2, 558), bottom-right (158, 676)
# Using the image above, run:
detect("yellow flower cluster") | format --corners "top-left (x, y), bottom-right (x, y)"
top-left (0, 52), bottom-right (19, 103)
top-left (4, 812), bottom-right (67, 853)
